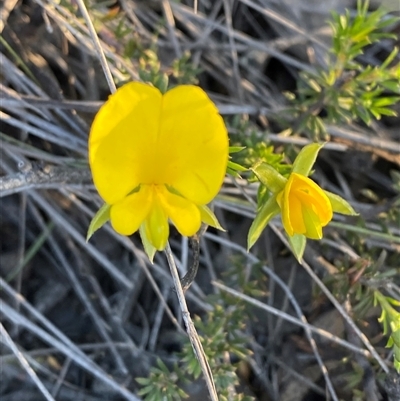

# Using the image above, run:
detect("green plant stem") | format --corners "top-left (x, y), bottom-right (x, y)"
top-left (6, 221), bottom-right (55, 282)
top-left (0, 35), bottom-right (38, 84)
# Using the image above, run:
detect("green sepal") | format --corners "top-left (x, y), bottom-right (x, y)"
top-left (247, 194), bottom-right (280, 250)
top-left (251, 163), bottom-right (287, 193)
top-left (292, 143), bottom-right (325, 176)
top-left (154, 73), bottom-right (169, 94)
top-left (288, 233), bottom-right (306, 262)
top-left (229, 146), bottom-right (246, 154)
top-left (227, 160), bottom-right (248, 178)
top-left (139, 225), bottom-right (157, 263)
top-left (198, 204), bottom-right (225, 231)
top-left (228, 160), bottom-right (247, 171)
top-left (86, 204), bottom-right (111, 241)
top-left (324, 190), bottom-right (358, 215)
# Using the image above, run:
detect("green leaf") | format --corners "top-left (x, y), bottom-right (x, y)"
top-left (288, 234), bottom-right (306, 262)
top-left (381, 80), bottom-right (400, 94)
top-left (227, 160), bottom-right (248, 172)
top-left (372, 96), bottom-right (400, 107)
top-left (139, 225), bottom-right (157, 262)
top-left (229, 146), bottom-right (246, 153)
top-left (156, 358), bottom-right (170, 374)
top-left (247, 194), bottom-right (280, 250)
top-left (198, 204), bottom-right (225, 231)
top-left (356, 105), bottom-right (372, 125)
top-left (86, 204), bottom-right (111, 241)
top-left (324, 190), bottom-right (358, 215)
top-left (136, 377), bottom-right (151, 385)
top-left (371, 107), bottom-right (397, 118)
top-left (292, 143), bottom-right (325, 176)
top-left (227, 167), bottom-right (242, 178)
top-left (381, 47), bottom-right (398, 69)
top-left (137, 385), bottom-right (154, 396)
top-left (251, 163), bottom-right (287, 193)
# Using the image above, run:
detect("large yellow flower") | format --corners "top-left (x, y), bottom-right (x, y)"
top-left (89, 82), bottom-right (228, 250)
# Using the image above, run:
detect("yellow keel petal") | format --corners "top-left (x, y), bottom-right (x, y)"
top-left (144, 197), bottom-right (169, 250)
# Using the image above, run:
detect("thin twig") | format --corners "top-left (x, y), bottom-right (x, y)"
top-left (0, 302), bottom-right (141, 401)
top-left (211, 281), bottom-right (370, 357)
top-left (161, 0), bottom-right (182, 58)
top-left (343, 298), bottom-right (381, 401)
top-left (0, 322), bottom-right (56, 401)
top-left (270, 224), bottom-right (390, 373)
top-left (164, 242), bottom-right (218, 401)
top-left (75, 0), bottom-right (116, 94)
top-left (0, 164), bottom-right (92, 197)
top-left (222, 0), bottom-right (244, 102)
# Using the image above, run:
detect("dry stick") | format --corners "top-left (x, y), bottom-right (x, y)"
top-left (212, 278), bottom-right (341, 400)
top-left (61, 186), bottom-right (186, 333)
top-left (269, 224), bottom-right (389, 373)
top-left (205, 231), bottom-right (360, 401)
top-left (1, 302), bottom-right (141, 401)
top-left (46, 228), bottom-right (130, 374)
top-left (222, 0), bottom-right (244, 103)
top-left (164, 242), bottom-right (218, 401)
top-left (50, 357), bottom-right (72, 398)
top-left (0, 165), bottom-right (92, 197)
top-left (12, 191), bottom-right (27, 338)
top-left (0, 322), bottom-right (56, 401)
top-left (211, 281), bottom-right (370, 356)
top-left (343, 298), bottom-right (381, 401)
top-left (161, 0), bottom-right (182, 58)
top-left (75, 0), bottom-right (116, 94)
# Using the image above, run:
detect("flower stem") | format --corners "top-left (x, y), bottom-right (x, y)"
top-left (164, 242), bottom-right (218, 401)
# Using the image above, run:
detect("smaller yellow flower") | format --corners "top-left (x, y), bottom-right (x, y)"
top-left (276, 173), bottom-right (333, 239)
top-left (248, 143), bottom-right (358, 256)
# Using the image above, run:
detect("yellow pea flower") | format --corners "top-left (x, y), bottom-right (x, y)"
top-left (276, 173), bottom-right (333, 239)
top-left (248, 143), bottom-right (358, 258)
top-left (89, 82), bottom-right (228, 250)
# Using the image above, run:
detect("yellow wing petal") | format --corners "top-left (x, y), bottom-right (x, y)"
top-left (158, 186), bottom-right (201, 237)
top-left (110, 185), bottom-right (153, 235)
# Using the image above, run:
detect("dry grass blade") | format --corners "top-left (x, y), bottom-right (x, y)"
top-left (75, 0), bottom-right (116, 94)
top-left (270, 224), bottom-right (390, 373)
top-left (211, 281), bottom-right (370, 357)
top-left (0, 279), bottom-right (140, 401)
top-left (0, 322), bottom-right (56, 401)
